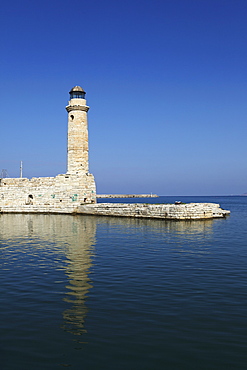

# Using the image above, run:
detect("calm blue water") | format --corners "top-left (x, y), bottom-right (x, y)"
top-left (1, 196), bottom-right (247, 369)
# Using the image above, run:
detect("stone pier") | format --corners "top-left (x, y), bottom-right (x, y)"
top-left (78, 202), bottom-right (230, 220)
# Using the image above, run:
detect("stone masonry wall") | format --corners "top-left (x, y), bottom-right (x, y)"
top-left (78, 202), bottom-right (230, 220)
top-left (0, 173), bottom-right (96, 213)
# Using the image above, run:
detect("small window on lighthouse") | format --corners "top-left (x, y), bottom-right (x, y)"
top-left (70, 115), bottom-right (74, 121)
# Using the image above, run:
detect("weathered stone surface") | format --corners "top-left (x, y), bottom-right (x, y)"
top-left (0, 173), bottom-right (96, 213)
top-left (77, 203), bottom-right (230, 220)
top-left (66, 97), bottom-right (90, 175)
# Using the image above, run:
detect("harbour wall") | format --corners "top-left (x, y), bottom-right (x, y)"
top-left (78, 202), bottom-right (230, 220)
top-left (0, 198), bottom-right (230, 220)
top-left (0, 173), bottom-right (96, 213)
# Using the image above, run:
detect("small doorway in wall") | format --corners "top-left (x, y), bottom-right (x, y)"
top-left (27, 194), bottom-right (33, 205)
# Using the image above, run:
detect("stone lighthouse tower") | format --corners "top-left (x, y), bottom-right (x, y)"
top-left (66, 86), bottom-right (90, 174)
top-left (65, 85), bottom-right (96, 204)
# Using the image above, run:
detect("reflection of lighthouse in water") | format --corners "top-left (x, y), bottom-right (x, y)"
top-left (61, 216), bottom-right (96, 336)
top-left (0, 213), bottom-right (215, 339)
top-left (0, 213), bottom-right (96, 336)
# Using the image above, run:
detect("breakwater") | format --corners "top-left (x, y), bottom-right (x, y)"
top-left (78, 202), bottom-right (230, 220)
top-left (0, 201), bottom-right (230, 219)
top-left (96, 194), bottom-right (158, 198)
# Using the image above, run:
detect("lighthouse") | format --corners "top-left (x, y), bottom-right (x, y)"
top-left (66, 86), bottom-right (90, 174)
top-left (0, 85), bottom-right (97, 211)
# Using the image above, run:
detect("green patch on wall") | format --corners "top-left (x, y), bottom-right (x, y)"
top-left (71, 194), bottom-right (78, 202)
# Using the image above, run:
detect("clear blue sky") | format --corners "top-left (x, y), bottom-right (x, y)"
top-left (1, 0), bottom-right (247, 195)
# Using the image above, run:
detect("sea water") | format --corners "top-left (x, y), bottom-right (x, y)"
top-left (1, 196), bottom-right (247, 369)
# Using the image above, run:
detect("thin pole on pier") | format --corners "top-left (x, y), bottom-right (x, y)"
top-left (20, 161), bottom-right (23, 178)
